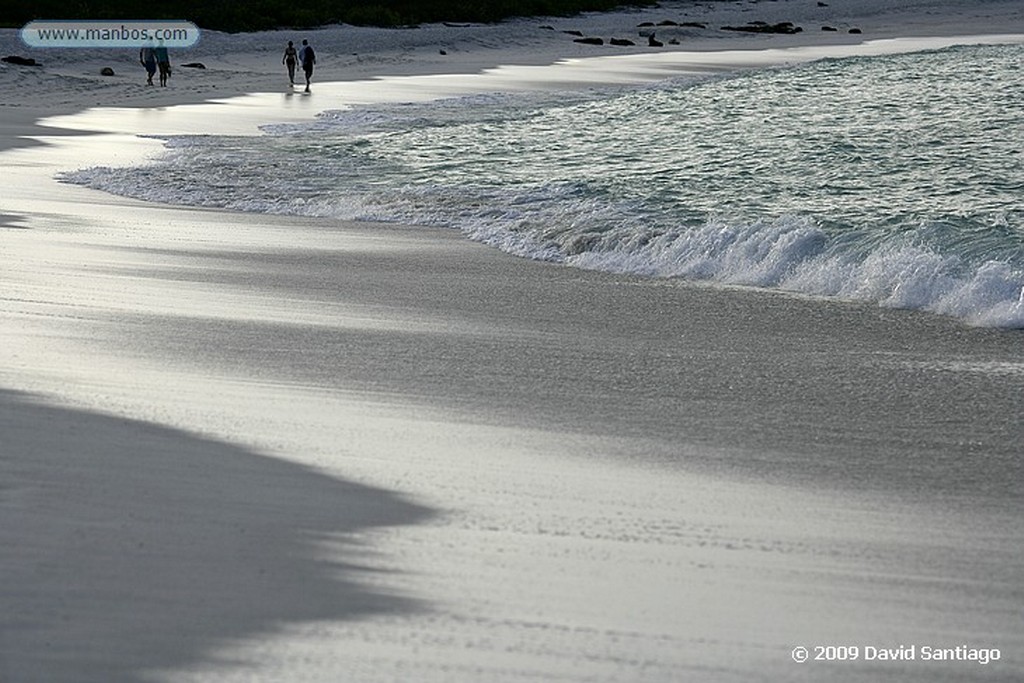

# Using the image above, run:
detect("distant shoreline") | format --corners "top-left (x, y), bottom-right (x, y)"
top-left (3, 0), bottom-right (1023, 123)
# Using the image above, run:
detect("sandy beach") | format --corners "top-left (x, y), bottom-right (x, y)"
top-left (2, 1), bottom-right (1024, 681)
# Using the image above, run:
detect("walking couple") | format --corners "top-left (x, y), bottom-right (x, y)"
top-left (283, 39), bottom-right (316, 92)
top-left (139, 43), bottom-right (171, 86)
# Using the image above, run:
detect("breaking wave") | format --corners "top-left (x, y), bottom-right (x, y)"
top-left (63, 43), bottom-right (1024, 327)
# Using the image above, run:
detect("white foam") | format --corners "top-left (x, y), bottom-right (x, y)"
top-left (62, 152), bottom-right (1024, 328)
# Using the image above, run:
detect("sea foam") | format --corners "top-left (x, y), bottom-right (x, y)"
top-left (61, 43), bottom-right (1024, 328)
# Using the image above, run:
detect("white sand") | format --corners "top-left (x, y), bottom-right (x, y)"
top-left (2, 1), bottom-right (1023, 681)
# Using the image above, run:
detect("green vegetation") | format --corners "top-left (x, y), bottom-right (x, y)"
top-left (3, 0), bottom-right (657, 32)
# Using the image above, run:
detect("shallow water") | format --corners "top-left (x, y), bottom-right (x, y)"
top-left (65, 43), bottom-right (1024, 327)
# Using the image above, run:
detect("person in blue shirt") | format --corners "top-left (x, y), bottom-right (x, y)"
top-left (298, 39), bottom-right (316, 92)
top-left (154, 43), bottom-right (170, 87)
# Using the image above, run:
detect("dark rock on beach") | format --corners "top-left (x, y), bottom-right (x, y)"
top-left (2, 55), bottom-right (39, 66)
top-left (100, 67), bottom-right (115, 76)
top-left (721, 21), bottom-right (803, 35)
top-left (639, 20), bottom-right (706, 29)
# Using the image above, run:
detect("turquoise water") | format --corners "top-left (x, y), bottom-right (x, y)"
top-left (66, 43), bottom-right (1024, 327)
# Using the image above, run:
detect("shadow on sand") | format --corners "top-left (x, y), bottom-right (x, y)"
top-left (0, 213), bottom-right (29, 229)
top-left (0, 389), bottom-right (434, 682)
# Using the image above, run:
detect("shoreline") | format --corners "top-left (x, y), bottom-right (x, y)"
top-left (3, 0), bottom-right (1023, 129)
top-left (21, 29), bottom-right (1023, 334)
top-left (3, 1), bottom-right (1024, 681)
top-left (9, 30), bottom-right (1022, 160)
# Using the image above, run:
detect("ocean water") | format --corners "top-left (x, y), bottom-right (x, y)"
top-left (65, 43), bottom-right (1024, 327)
